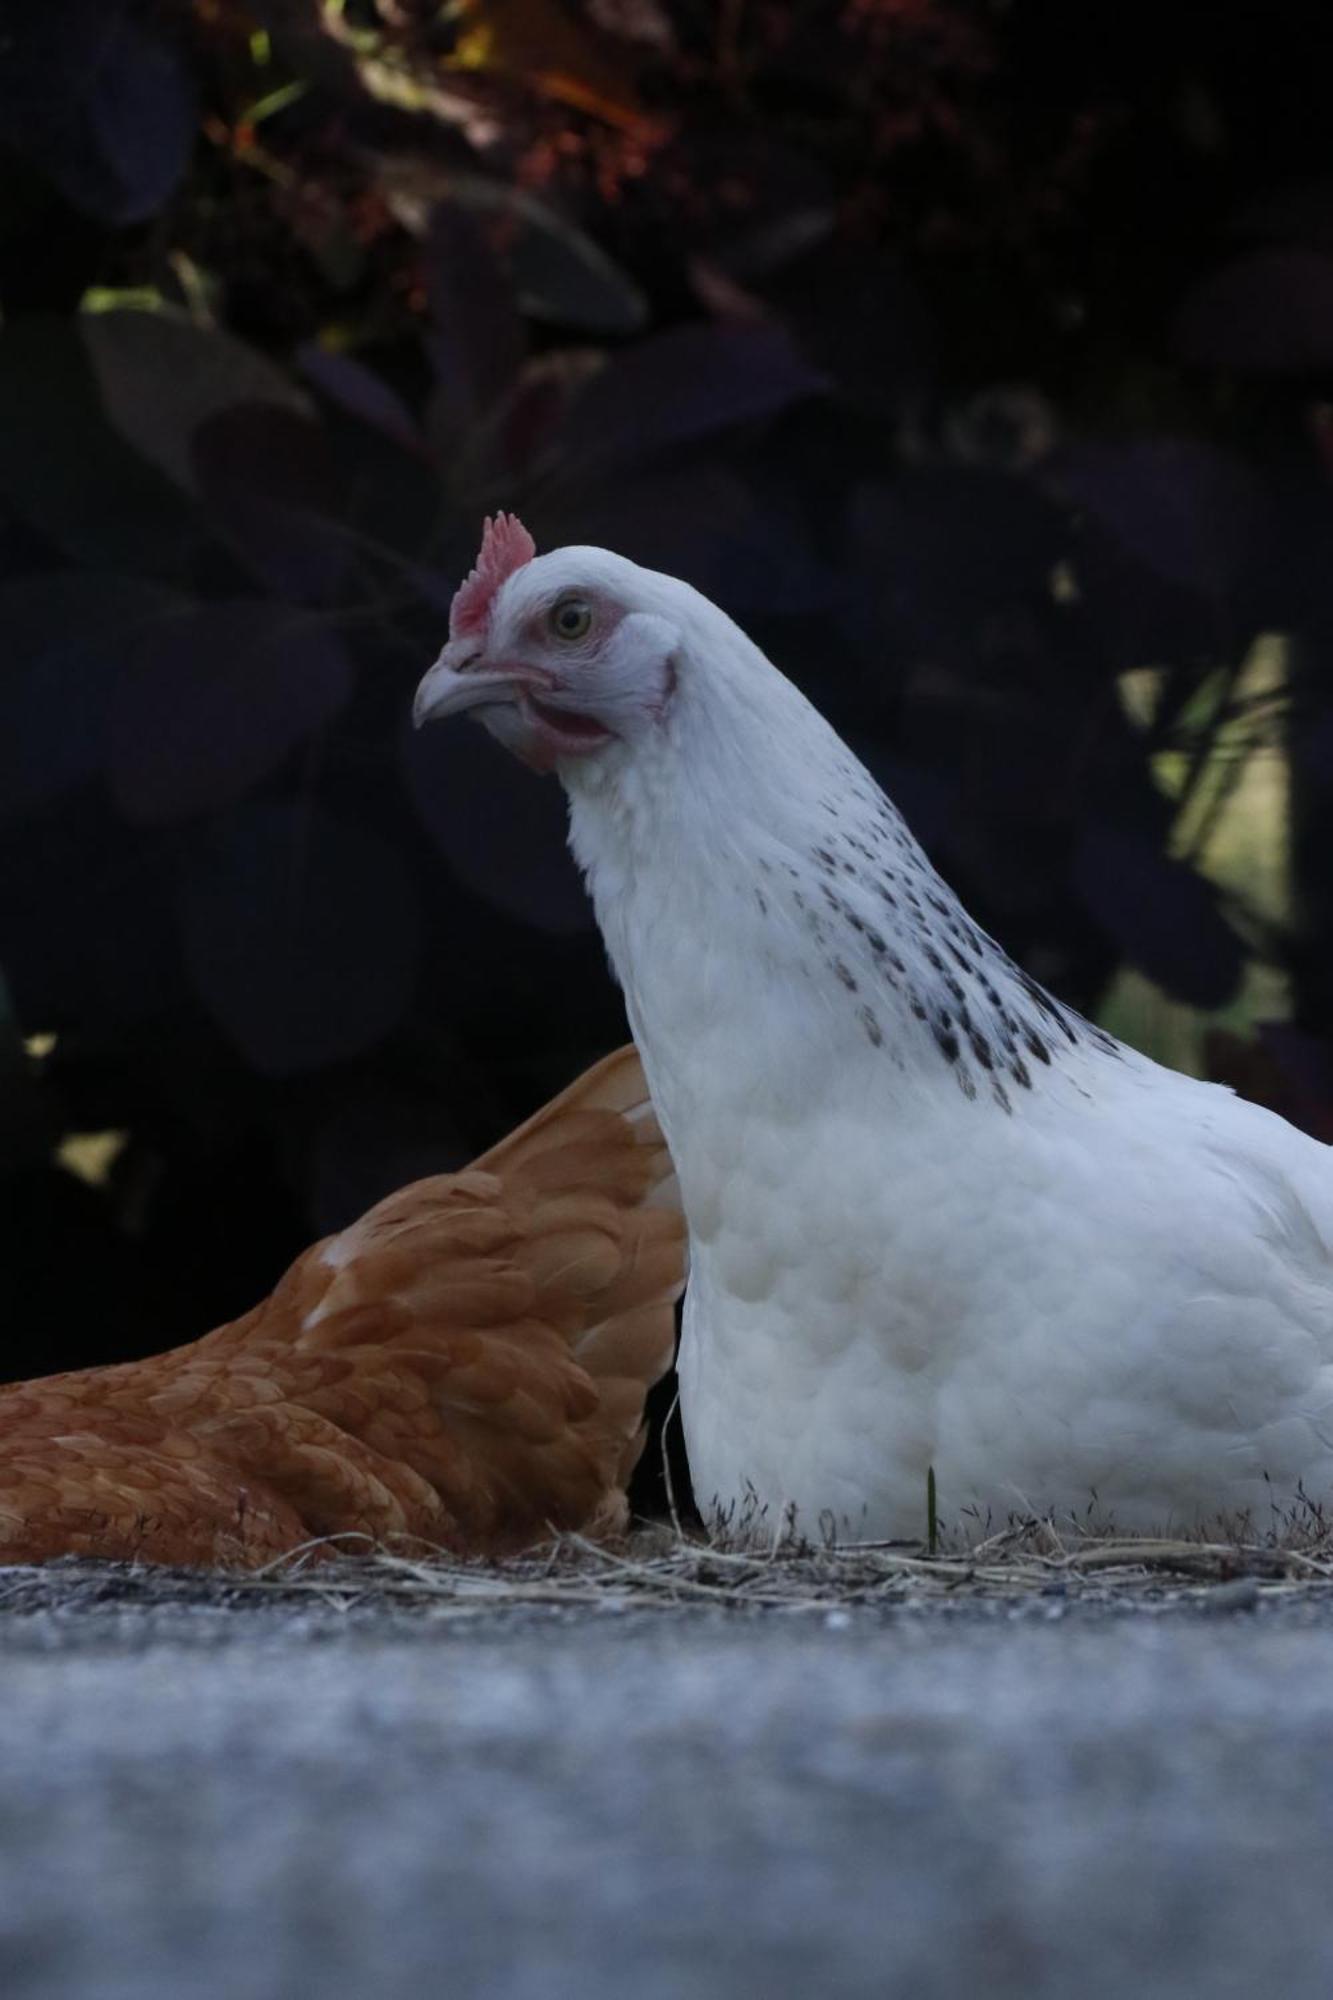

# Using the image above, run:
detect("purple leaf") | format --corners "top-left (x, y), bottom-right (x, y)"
top-left (1072, 825), bottom-right (1243, 1008)
top-left (1172, 250), bottom-right (1333, 372)
top-left (82, 10), bottom-right (194, 224)
top-left (1259, 1023), bottom-right (1333, 1105)
top-left (409, 566), bottom-right (464, 616)
top-left (1053, 439), bottom-right (1268, 600)
top-left (848, 471), bottom-right (1066, 657)
top-left (548, 466), bottom-right (834, 615)
top-left (297, 345), bottom-right (426, 456)
top-left (0, 801), bottom-right (185, 1026)
top-left (506, 201), bottom-right (647, 336)
top-left (404, 721), bottom-right (594, 937)
top-left (762, 246), bottom-right (925, 417)
top-left (439, 176), bottom-right (646, 336)
top-left (493, 368), bottom-right (577, 479)
top-left (179, 804), bottom-right (421, 1075)
top-left (562, 323), bottom-right (825, 464)
top-left (191, 404), bottom-right (350, 603)
top-left (310, 1088), bottom-right (471, 1235)
top-left (855, 746), bottom-right (959, 856)
top-left (0, 573), bottom-right (182, 820)
top-left (0, 318), bottom-right (199, 572)
top-left (0, 1), bottom-right (193, 224)
top-left (107, 602), bottom-right (354, 824)
top-left (1292, 701), bottom-right (1333, 779)
top-left (426, 204), bottom-right (525, 433)
top-left (82, 310), bottom-right (310, 491)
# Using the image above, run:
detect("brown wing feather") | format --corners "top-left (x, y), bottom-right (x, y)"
top-left (0, 1047), bottom-right (684, 1568)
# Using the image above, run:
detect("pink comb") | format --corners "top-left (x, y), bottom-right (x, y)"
top-left (449, 512), bottom-right (537, 639)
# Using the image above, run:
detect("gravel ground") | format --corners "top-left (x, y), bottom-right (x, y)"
top-left (4, 1564), bottom-right (1333, 2000)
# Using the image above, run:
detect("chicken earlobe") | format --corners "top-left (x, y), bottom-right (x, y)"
top-left (0, 1047), bottom-right (684, 1569)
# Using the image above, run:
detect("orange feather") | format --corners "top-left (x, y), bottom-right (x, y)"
top-left (0, 1048), bottom-right (683, 1569)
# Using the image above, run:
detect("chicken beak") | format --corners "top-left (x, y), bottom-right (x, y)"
top-left (412, 648), bottom-right (524, 729)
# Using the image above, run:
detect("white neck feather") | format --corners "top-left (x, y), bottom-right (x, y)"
top-left (561, 601), bottom-right (1123, 1151)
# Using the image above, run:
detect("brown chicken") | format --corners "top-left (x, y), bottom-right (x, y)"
top-left (0, 1047), bottom-right (684, 1569)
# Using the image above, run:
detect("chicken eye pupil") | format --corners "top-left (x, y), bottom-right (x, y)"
top-left (553, 598), bottom-right (590, 639)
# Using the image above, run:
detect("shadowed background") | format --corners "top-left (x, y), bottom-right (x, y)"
top-left (2, 2), bottom-right (1332, 1514)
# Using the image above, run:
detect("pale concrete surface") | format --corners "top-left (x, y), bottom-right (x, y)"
top-left (3, 1569), bottom-right (1333, 1999)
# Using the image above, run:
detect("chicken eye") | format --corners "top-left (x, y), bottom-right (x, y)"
top-left (550, 596), bottom-right (592, 642)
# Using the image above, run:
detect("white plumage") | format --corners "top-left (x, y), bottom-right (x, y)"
top-left (415, 519), bottom-right (1333, 1541)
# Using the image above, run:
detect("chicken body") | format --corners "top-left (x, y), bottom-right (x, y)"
top-left (415, 522), bottom-right (1333, 1542)
top-left (0, 1049), bottom-right (683, 1567)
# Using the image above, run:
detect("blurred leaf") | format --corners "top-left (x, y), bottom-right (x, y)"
top-left (761, 246), bottom-right (925, 418)
top-left (848, 470), bottom-right (1067, 660)
top-left (1236, 178), bottom-right (1333, 252)
top-left (1072, 825), bottom-right (1244, 1007)
top-left (676, 129), bottom-right (836, 275)
top-left (0, 801), bottom-right (186, 1026)
top-left (107, 603), bottom-right (355, 824)
top-left (191, 405), bottom-right (351, 603)
top-left (298, 345), bottom-right (427, 456)
top-left (0, 970), bottom-right (53, 1174)
top-left (944, 386), bottom-right (1058, 475)
top-left (1054, 440), bottom-right (1270, 600)
top-left (855, 746), bottom-right (959, 857)
top-left (1059, 525), bottom-right (1233, 680)
top-left (488, 362), bottom-right (588, 480)
top-left (0, 573), bottom-right (182, 821)
top-left (560, 323), bottom-right (825, 465)
top-left (179, 803), bottom-right (422, 1075)
top-left (81, 308), bottom-right (311, 492)
top-left (1207, 1023), bottom-right (1333, 1144)
top-left (310, 1087), bottom-right (470, 1235)
top-left (585, 0), bottom-right (674, 48)
top-left (444, 175), bottom-right (647, 335)
top-left (547, 465), bottom-right (834, 616)
top-left (0, 317), bottom-right (201, 571)
top-left (1256, 1024), bottom-right (1333, 1133)
top-left (318, 419), bottom-right (445, 567)
top-left (77, 12), bottom-right (194, 225)
top-left (1172, 251), bottom-right (1333, 372)
top-left (407, 566), bottom-right (465, 617)
top-left (426, 203), bottom-right (525, 435)
top-left (449, 0), bottom-right (649, 130)
top-left (1291, 698), bottom-right (1333, 781)
top-left (508, 203), bottom-right (647, 335)
top-left (404, 721), bottom-right (595, 936)
top-left (0, 0), bottom-right (193, 225)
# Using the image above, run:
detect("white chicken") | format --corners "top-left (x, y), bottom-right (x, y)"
top-left (415, 514), bottom-right (1333, 1542)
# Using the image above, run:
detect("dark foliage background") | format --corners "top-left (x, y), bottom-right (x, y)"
top-left (3, 2), bottom-right (1333, 1482)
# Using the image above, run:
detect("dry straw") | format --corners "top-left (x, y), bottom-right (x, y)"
top-left (5, 1506), bottom-right (1333, 1621)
